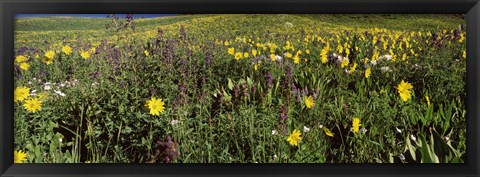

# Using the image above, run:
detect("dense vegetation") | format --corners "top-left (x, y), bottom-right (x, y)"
top-left (13, 14), bottom-right (466, 163)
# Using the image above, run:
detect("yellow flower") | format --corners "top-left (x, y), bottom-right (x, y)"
top-left (402, 53), bottom-right (407, 61)
top-left (349, 62), bottom-right (358, 73)
top-left (62, 45), bottom-right (72, 55)
top-left (293, 55), bottom-right (300, 64)
top-left (425, 95), bottom-right (431, 106)
top-left (145, 97), bottom-right (165, 116)
top-left (286, 129), bottom-right (302, 147)
top-left (43, 56), bottom-right (54, 65)
top-left (306, 49), bottom-right (310, 54)
top-left (15, 55), bottom-right (27, 63)
top-left (462, 50), bottom-right (466, 59)
top-left (252, 49), bottom-right (257, 57)
top-left (224, 41), bottom-right (229, 46)
top-left (81, 50), bottom-right (91, 59)
top-left (19, 62), bottom-right (30, 71)
top-left (365, 68), bottom-right (371, 78)
top-left (234, 52), bottom-right (243, 60)
top-left (14, 150), bottom-right (27, 163)
top-left (14, 87), bottom-right (30, 102)
top-left (285, 52), bottom-right (293, 58)
top-left (397, 80), bottom-right (413, 102)
top-left (144, 50), bottom-right (150, 56)
top-left (254, 64), bottom-right (260, 71)
top-left (44, 51), bottom-right (55, 59)
top-left (323, 127), bottom-right (334, 137)
top-left (341, 59), bottom-right (349, 68)
top-left (351, 118), bottom-right (362, 133)
top-left (270, 54), bottom-right (276, 61)
top-left (304, 96), bottom-right (315, 108)
top-left (23, 97), bottom-right (42, 113)
top-left (228, 47), bottom-right (235, 55)
top-left (244, 52), bottom-right (249, 58)
top-left (320, 47), bottom-right (329, 64)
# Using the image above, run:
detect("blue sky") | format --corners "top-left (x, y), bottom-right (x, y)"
top-left (15, 14), bottom-right (176, 18)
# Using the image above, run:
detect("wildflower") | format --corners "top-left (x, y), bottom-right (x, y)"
top-left (304, 96), bottom-right (315, 108)
top-left (23, 97), bottom-right (42, 113)
top-left (380, 66), bottom-right (391, 72)
top-left (171, 119), bottom-right (180, 126)
top-left (365, 68), bottom-right (371, 78)
top-left (425, 95), bottom-right (431, 106)
top-left (228, 47), bottom-right (235, 55)
top-left (14, 87), bottom-right (30, 102)
top-left (349, 62), bottom-right (358, 73)
top-left (285, 52), bottom-right (293, 58)
top-left (145, 97), bottom-right (165, 116)
top-left (15, 55), bottom-right (27, 63)
top-left (272, 130), bottom-right (278, 135)
top-left (252, 49), bottom-right (257, 57)
top-left (463, 50), bottom-right (466, 59)
top-left (306, 49), bottom-right (310, 54)
top-left (42, 56), bottom-right (53, 65)
top-left (286, 129), bottom-right (302, 147)
top-left (244, 52), bottom-right (249, 58)
top-left (81, 50), bottom-right (91, 59)
top-left (62, 45), bottom-right (72, 55)
top-left (19, 62), bottom-right (30, 71)
top-left (270, 54), bottom-right (276, 61)
top-left (253, 63), bottom-right (260, 71)
top-left (320, 48), bottom-right (329, 64)
top-left (397, 80), bottom-right (413, 102)
top-left (340, 58), bottom-right (349, 68)
top-left (360, 127), bottom-right (367, 134)
top-left (293, 55), bottom-right (300, 64)
top-left (351, 118), bottom-right (361, 133)
top-left (44, 51), bottom-right (55, 60)
top-left (234, 52), bottom-right (243, 60)
top-left (14, 150), bottom-right (27, 163)
top-left (144, 50), bottom-right (150, 56)
top-left (284, 22), bottom-right (293, 28)
top-left (303, 126), bottom-right (310, 133)
top-left (323, 127), bottom-right (334, 137)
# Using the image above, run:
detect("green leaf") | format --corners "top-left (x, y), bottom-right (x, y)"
top-left (227, 78), bottom-right (234, 90)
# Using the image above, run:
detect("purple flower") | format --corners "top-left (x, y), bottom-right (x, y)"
top-left (265, 72), bottom-right (273, 89)
top-left (278, 105), bottom-right (288, 122)
top-left (38, 69), bottom-right (46, 78)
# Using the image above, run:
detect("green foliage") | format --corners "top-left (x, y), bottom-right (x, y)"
top-left (13, 14), bottom-right (466, 163)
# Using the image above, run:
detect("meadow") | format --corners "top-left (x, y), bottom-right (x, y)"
top-left (13, 14), bottom-right (466, 163)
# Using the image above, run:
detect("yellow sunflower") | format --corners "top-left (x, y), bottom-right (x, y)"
top-left (145, 97), bottom-right (165, 116)
top-left (286, 129), bottom-right (302, 147)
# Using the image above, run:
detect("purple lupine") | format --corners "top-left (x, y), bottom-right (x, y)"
top-left (38, 69), bottom-right (46, 78)
top-left (278, 105), bottom-right (288, 122)
top-left (265, 72), bottom-right (273, 89)
top-left (17, 47), bottom-right (29, 56)
top-left (180, 26), bottom-right (187, 41)
top-left (233, 85), bottom-right (240, 99)
top-left (205, 52), bottom-right (213, 67)
top-left (242, 83), bottom-right (249, 98)
top-left (155, 135), bottom-right (179, 163)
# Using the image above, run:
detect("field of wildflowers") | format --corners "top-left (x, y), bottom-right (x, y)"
top-left (13, 14), bottom-right (466, 163)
